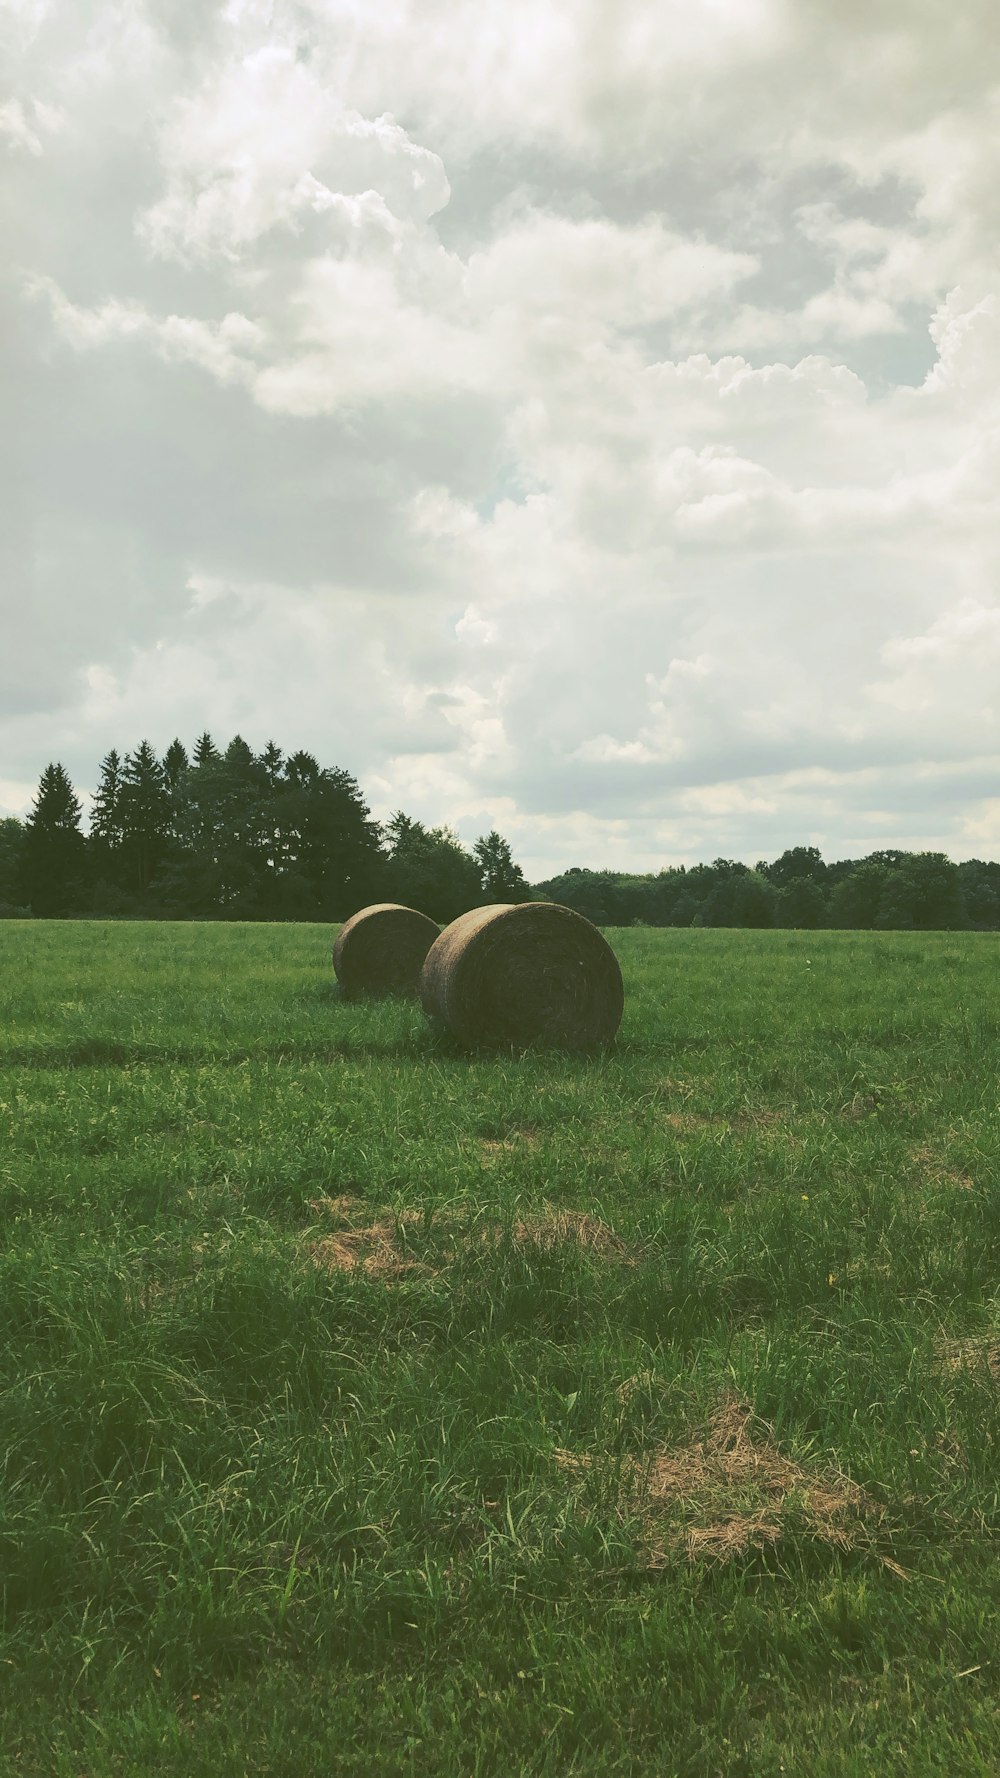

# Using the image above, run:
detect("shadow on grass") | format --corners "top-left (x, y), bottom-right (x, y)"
top-left (0, 1034), bottom-right (448, 1070)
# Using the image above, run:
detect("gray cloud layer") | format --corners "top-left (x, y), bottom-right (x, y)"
top-left (3, 0), bottom-right (1000, 872)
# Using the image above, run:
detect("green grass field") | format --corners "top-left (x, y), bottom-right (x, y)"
top-left (2, 921), bottom-right (999, 1775)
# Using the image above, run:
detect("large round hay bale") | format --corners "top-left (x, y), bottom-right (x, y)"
top-left (333, 903), bottom-right (440, 998)
top-left (419, 902), bottom-right (624, 1050)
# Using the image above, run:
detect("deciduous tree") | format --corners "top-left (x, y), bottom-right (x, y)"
top-left (385, 815), bottom-right (482, 923)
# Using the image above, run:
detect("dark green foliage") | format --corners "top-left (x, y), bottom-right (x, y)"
top-left (90, 749), bottom-right (125, 855)
top-left (258, 739), bottom-right (283, 787)
top-left (766, 845), bottom-right (828, 888)
top-left (536, 867), bottom-right (633, 925)
top-left (775, 876), bottom-right (826, 929)
top-left (193, 731), bottom-right (221, 767)
top-left (275, 759), bottom-right (384, 920)
top-left (384, 813), bottom-right (484, 923)
top-left (161, 738), bottom-right (270, 917)
top-left (71, 734), bottom-right (533, 925)
top-left (10, 733), bottom-right (998, 929)
top-left (827, 851), bottom-right (966, 932)
top-left (119, 742), bottom-right (172, 896)
top-left (543, 847), bottom-right (991, 931)
top-left (880, 851), bottom-right (966, 930)
top-left (473, 829), bottom-right (531, 903)
top-left (702, 861), bottom-right (776, 928)
top-left (18, 763), bottom-right (88, 916)
top-left (958, 857), bottom-right (1000, 929)
top-left (162, 738), bottom-right (189, 790)
top-left (0, 816), bottom-right (26, 914)
top-left (81, 737), bottom-right (387, 922)
top-left (828, 856), bottom-right (887, 929)
top-left (88, 750), bottom-right (131, 911)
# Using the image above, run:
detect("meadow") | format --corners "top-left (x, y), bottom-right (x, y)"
top-left (1, 919), bottom-right (999, 1776)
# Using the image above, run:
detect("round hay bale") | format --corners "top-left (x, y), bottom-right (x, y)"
top-left (419, 902), bottom-right (624, 1050)
top-left (333, 903), bottom-right (440, 998)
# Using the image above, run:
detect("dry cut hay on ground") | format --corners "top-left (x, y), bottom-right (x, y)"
top-left (509, 1209), bottom-right (630, 1259)
top-left (332, 903), bottom-right (440, 998)
top-left (479, 1124), bottom-right (541, 1158)
top-left (909, 1143), bottom-right (974, 1190)
top-left (661, 1108), bottom-right (788, 1134)
top-left (557, 1396), bottom-right (886, 1569)
top-left (305, 1200), bottom-right (632, 1278)
top-left (308, 1210), bottom-right (427, 1279)
top-left (419, 902), bottom-right (624, 1050)
top-left (937, 1334), bottom-right (1000, 1379)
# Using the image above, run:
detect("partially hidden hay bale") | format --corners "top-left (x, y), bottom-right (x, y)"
top-left (333, 903), bottom-right (440, 998)
top-left (420, 902), bottom-right (624, 1050)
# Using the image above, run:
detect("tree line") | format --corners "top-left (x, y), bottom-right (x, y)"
top-left (538, 848), bottom-right (1000, 931)
top-left (0, 738), bottom-right (528, 924)
top-left (3, 744), bottom-right (999, 929)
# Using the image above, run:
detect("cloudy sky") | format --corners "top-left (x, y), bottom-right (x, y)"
top-left (3, 0), bottom-right (999, 876)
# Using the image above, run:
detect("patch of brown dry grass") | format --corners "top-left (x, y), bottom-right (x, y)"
top-left (480, 1125), bottom-right (541, 1160)
top-left (308, 1214), bottom-right (426, 1278)
top-left (909, 1144), bottom-right (974, 1191)
top-left (557, 1395), bottom-right (886, 1568)
top-left (938, 1335), bottom-right (1000, 1379)
top-left (662, 1109), bottom-right (788, 1135)
top-left (308, 1193), bottom-right (364, 1220)
top-left (305, 1200), bottom-right (632, 1278)
top-left (508, 1208), bottom-right (629, 1258)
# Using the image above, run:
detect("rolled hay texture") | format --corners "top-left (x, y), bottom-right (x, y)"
top-left (333, 903), bottom-right (440, 998)
top-left (420, 902), bottom-right (624, 1050)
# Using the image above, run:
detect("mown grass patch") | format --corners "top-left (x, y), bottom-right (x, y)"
top-left (1, 921), bottom-right (998, 1774)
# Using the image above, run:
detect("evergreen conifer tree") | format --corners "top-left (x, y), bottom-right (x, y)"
top-left (0, 817), bottom-right (27, 913)
top-left (159, 741), bottom-right (225, 916)
top-left (213, 735), bottom-right (269, 914)
top-left (285, 750), bottom-right (320, 786)
top-left (473, 830), bottom-right (530, 903)
top-left (193, 732), bottom-right (220, 768)
top-left (88, 748), bottom-right (129, 908)
top-left (90, 749), bottom-right (125, 852)
top-left (163, 739), bottom-right (189, 790)
top-left (224, 735), bottom-right (255, 771)
top-left (161, 734), bottom-right (268, 916)
top-left (19, 763), bottom-right (88, 916)
top-left (259, 741), bottom-right (284, 786)
top-left (119, 742), bottom-right (171, 895)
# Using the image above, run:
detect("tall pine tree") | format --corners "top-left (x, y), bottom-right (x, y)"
top-left (193, 732), bottom-right (220, 768)
top-left (473, 830), bottom-right (529, 903)
top-left (259, 741), bottom-right (284, 787)
top-left (90, 749), bottom-right (125, 848)
top-left (163, 739), bottom-right (189, 791)
top-left (161, 734), bottom-right (269, 917)
top-left (119, 742), bottom-right (171, 896)
top-left (20, 764), bottom-right (88, 916)
top-left (0, 817), bottom-right (26, 913)
top-left (89, 748), bottom-right (126, 897)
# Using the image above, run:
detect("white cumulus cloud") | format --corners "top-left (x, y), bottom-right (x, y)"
top-left (3, 0), bottom-right (1000, 874)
